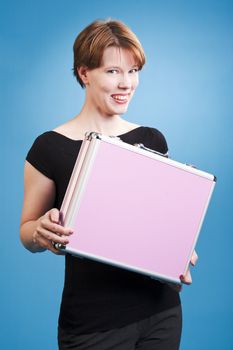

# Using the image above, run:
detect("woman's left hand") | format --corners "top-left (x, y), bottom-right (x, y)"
top-left (180, 250), bottom-right (198, 285)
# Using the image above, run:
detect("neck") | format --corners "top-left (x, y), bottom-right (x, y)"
top-left (74, 104), bottom-right (126, 135)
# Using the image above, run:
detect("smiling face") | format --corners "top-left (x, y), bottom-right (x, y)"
top-left (79, 46), bottom-right (139, 118)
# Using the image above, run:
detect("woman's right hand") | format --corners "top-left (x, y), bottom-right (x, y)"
top-left (33, 208), bottom-right (74, 255)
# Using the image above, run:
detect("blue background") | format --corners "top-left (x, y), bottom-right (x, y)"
top-left (1, 0), bottom-right (233, 349)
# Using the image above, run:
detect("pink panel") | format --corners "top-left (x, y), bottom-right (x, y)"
top-left (67, 141), bottom-right (214, 281)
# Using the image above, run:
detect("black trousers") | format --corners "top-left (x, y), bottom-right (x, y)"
top-left (58, 305), bottom-right (182, 350)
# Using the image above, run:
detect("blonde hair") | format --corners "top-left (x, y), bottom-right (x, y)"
top-left (73, 18), bottom-right (146, 88)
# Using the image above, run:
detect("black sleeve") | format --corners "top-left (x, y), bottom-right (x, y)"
top-left (26, 133), bottom-right (54, 180)
top-left (146, 127), bottom-right (168, 155)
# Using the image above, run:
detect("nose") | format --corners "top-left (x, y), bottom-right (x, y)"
top-left (118, 73), bottom-right (131, 89)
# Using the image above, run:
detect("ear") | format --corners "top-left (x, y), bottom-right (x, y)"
top-left (77, 66), bottom-right (89, 86)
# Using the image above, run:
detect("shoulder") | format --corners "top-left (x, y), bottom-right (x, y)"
top-left (145, 126), bottom-right (167, 140)
top-left (29, 131), bottom-right (56, 148)
top-left (26, 131), bottom-right (57, 179)
top-left (143, 126), bottom-right (168, 155)
top-left (27, 131), bottom-right (61, 158)
top-left (28, 130), bottom-right (66, 153)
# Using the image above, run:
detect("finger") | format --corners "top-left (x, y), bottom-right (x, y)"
top-left (41, 219), bottom-right (73, 236)
top-left (34, 231), bottom-right (66, 255)
top-left (49, 208), bottom-right (60, 223)
top-left (180, 269), bottom-right (192, 285)
top-left (36, 226), bottom-right (70, 245)
top-left (36, 236), bottom-right (64, 255)
top-left (33, 232), bottom-right (53, 250)
top-left (190, 250), bottom-right (198, 266)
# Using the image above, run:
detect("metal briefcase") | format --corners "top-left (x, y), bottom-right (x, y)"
top-left (56, 131), bottom-right (216, 284)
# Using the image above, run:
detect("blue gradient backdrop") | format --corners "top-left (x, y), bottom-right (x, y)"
top-left (1, 1), bottom-right (233, 349)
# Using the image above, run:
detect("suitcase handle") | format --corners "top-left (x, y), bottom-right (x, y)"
top-left (134, 143), bottom-right (169, 158)
top-left (85, 131), bottom-right (122, 141)
top-left (84, 132), bottom-right (168, 158)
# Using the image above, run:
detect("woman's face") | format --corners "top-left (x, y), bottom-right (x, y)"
top-left (83, 46), bottom-right (139, 117)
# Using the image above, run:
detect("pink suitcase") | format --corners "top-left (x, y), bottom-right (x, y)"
top-left (56, 131), bottom-right (216, 284)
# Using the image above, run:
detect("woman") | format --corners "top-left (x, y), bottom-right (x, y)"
top-left (20, 19), bottom-right (198, 350)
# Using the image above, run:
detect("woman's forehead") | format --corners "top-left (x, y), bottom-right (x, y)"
top-left (101, 46), bottom-right (137, 67)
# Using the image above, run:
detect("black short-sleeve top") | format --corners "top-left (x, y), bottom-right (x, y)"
top-left (26, 126), bottom-right (180, 335)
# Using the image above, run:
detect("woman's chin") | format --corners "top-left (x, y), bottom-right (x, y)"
top-left (111, 104), bottom-right (129, 115)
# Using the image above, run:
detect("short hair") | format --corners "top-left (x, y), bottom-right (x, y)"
top-left (73, 18), bottom-right (146, 88)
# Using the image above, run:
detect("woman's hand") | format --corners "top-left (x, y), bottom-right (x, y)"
top-left (20, 162), bottom-right (74, 254)
top-left (168, 250), bottom-right (198, 292)
top-left (180, 250), bottom-right (198, 285)
top-left (32, 208), bottom-right (74, 255)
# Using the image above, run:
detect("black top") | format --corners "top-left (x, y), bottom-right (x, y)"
top-left (26, 126), bottom-right (180, 335)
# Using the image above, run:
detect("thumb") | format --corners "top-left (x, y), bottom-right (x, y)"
top-left (180, 269), bottom-right (192, 285)
top-left (49, 208), bottom-right (60, 223)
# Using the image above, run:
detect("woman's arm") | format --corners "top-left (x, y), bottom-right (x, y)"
top-left (20, 161), bottom-right (73, 254)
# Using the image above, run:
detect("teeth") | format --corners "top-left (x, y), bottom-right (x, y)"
top-left (112, 95), bottom-right (128, 101)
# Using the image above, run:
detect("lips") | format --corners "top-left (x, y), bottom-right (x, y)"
top-left (111, 94), bottom-right (130, 103)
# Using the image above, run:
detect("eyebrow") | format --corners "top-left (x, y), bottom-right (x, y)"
top-left (104, 65), bottom-right (139, 69)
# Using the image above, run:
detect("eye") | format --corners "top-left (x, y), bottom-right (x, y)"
top-left (129, 68), bottom-right (139, 73)
top-left (107, 69), bottom-right (118, 74)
